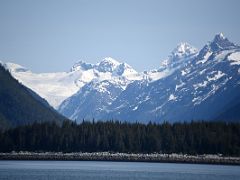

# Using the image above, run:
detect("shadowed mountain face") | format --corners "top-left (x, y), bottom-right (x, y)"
top-left (216, 101), bottom-right (240, 122)
top-left (0, 65), bottom-right (66, 129)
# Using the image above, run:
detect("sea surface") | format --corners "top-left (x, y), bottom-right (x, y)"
top-left (0, 160), bottom-right (240, 180)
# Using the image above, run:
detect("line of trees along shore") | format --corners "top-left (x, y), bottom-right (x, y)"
top-left (0, 120), bottom-right (239, 156)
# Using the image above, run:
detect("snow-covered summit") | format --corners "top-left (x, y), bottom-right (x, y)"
top-left (152, 43), bottom-right (198, 81)
top-left (71, 57), bottom-right (137, 74)
top-left (96, 57), bottom-right (121, 72)
top-left (72, 57), bottom-right (140, 80)
top-left (160, 43), bottom-right (198, 68)
top-left (170, 42), bottom-right (198, 59)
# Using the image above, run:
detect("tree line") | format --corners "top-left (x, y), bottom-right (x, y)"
top-left (0, 120), bottom-right (240, 156)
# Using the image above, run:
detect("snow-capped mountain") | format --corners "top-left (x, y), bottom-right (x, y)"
top-left (98, 33), bottom-right (240, 122)
top-left (58, 42), bottom-right (200, 121)
top-left (59, 33), bottom-right (240, 122)
top-left (58, 58), bottom-right (144, 120)
top-left (3, 33), bottom-right (240, 123)
top-left (2, 57), bottom-right (141, 108)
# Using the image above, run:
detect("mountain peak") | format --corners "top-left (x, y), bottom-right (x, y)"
top-left (210, 33), bottom-right (236, 51)
top-left (213, 32), bottom-right (226, 42)
top-left (100, 57), bottom-right (120, 65)
top-left (159, 43), bottom-right (198, 70)
top-left (96, 57), bottom-right (121, 72)
top-left (171, 42), bottom-right (198, 59)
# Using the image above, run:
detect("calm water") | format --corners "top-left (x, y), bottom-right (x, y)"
top-left (0, 161), bottom-right (240, 180)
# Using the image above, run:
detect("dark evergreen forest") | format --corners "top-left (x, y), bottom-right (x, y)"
top-left (0, 120), bottom-right (239, 156)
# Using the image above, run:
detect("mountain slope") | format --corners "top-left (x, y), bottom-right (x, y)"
top-left (0, 65), bottom-right (66, 129)
top-left (59, 80), bottom-right (124, 120)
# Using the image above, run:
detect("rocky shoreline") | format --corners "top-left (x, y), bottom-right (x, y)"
top-left (0, 152), bottom-right (240, 165)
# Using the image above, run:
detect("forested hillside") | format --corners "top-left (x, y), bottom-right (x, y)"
top-left (1, 121), bottom-right (239, 156)
top-left (0, 65), bottom-right (66, 129)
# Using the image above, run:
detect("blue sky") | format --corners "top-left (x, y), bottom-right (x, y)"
top-left (0, 0), bottom-right (240, 72)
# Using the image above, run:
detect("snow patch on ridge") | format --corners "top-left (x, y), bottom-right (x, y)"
top-left (175, 81), bottom-right (185, 91)
top-left (207, 71), bottom-right (225, 81)
top-left (168, 94), bottom-right (177, 101)
top-left (228, 52), bottom-right (240, 65)
top-left (197, 51), bottom-right (212, 64)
